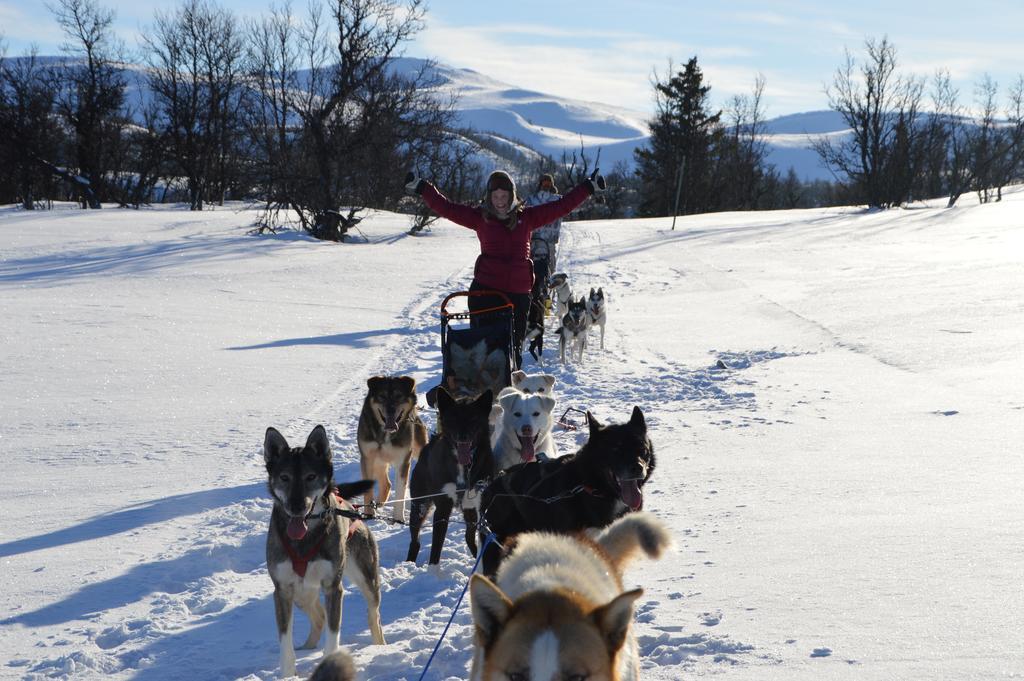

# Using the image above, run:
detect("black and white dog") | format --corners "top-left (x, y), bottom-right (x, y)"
top-left (264, 425), bottom-right (386, 678)
top-left (556, 296), bottom-right (589, 364)
top-left (586, 286), bottom-right (607, 350)
top-left (479, 406), bottom-right (656, 576)
top-left (406, 388), bottom-right (497, 564)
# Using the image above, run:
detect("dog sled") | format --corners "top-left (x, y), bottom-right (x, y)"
top-left (426, 290), bottom-right (515, 408)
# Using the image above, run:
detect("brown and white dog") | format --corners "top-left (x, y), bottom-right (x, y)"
top-left (357, 375), bottom-right (428, 521)
top-left (469, 512), bottom-right (671, 681)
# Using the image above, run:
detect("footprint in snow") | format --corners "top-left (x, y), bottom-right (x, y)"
top-left (811, 647), bottom-right (832, 658)
top-left (699, 611), bottom-right (722, 626)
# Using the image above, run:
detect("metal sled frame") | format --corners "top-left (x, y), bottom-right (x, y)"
top-left (433, 290), bottom-right (515, 406)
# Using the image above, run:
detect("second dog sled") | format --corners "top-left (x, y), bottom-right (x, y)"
top-left (426, 290), bottom-right (515, 408)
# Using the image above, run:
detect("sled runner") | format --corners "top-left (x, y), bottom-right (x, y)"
top-left (425, 290), bottom-right (515, 408)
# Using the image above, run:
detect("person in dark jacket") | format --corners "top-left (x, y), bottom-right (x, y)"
top-left (406, 168), bottom-right (604, 368)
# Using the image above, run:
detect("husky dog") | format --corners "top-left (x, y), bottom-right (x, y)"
top-left (492, 390), bottom-right (557, 470)
top-left (488, 371), bottom-right (558, 440)
top-left (357, 376), bottom-right (428, 522)
top-left (480, 406), bottom-right (655, 576)
top-left (449, 339), bottom-right (508, 399)
top-left (449, 339), bottom-right (488, 397)
top-left (263, 426), bottom-right (386, 679)
top-left (478, 347), bottom-right (508, 397)
top-left (556, 297), bottom-right (589, 364)
top-left (470, 513), bottom-right (672, 681)
top-left (547, 272), bottom-right (572, 319)
top-left (307, 650), bottom-right (356, 681)
top-left (507, 369), bottom-right (556, 397)
top-left (406, 388), bottom-right (497, 564)
top-left (587, 286), bottom-right (607, 350)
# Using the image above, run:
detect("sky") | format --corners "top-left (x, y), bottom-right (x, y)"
top-left (3, 0), bottom-right (1024, 117)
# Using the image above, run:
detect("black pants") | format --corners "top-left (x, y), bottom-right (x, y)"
top-left (468, 280), bottom-right (530, 370)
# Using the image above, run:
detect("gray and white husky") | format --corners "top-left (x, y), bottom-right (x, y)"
top-left (556, 297), bottom-right (589, 364)
top-left (264, 425), bottom-right (386, 679)
top-left (586, 286), bottom-right (607, 350)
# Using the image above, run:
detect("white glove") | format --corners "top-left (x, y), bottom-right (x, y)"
top-left (405, 171), bottom-right (425, 196)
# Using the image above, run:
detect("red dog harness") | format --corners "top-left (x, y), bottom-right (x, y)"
top-left (279, 491), bottom-right (363, 578)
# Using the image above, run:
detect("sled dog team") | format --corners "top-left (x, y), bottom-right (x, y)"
top-left (262, 291), bottom-right (664, 680)
top-left (535, 271), bottom-right (607, 365)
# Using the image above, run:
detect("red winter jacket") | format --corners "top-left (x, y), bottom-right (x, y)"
top-left (420, 181), bottom-right (593, 293)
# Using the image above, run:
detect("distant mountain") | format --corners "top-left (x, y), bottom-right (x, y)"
top-left (7, 55), bottom-right (845, 182)
top-left (392, 58), bottom-right (842, 181)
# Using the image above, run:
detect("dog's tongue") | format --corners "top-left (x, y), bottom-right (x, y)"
top-left (385, 413), bottom-right (399, 431)
top-left (518, 435), bottom-right (536, 462)
top-left (456, 442), bottom-right (474, 466)
top-left (619, 478), bottom-right (643, 511)
top-left (287, 517), bottom-right (308, 540)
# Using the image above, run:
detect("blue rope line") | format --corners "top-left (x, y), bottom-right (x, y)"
top-left (416, 533), bottom-right (495, 681)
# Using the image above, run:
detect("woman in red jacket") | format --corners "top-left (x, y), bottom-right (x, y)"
top-left (406, 168), bottom-right (604, 368)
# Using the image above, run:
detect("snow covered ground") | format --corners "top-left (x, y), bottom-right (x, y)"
top-left (1, 187), bottom-right (1022, 680)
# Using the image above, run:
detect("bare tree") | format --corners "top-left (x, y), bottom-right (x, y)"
top-left (972, 75), bottom-right (1000, 204)
top-left (48, 0), bottom-right (127, 206)
top-left (142, 0), bottom-right (245, 210)
top-left (720, 73), bottom-right (773, 209)
top-left (813, 36), bottom-right (923, 208)
top-left (989, 76), bottom-right (1024, 201)
top-left (243, 0), bottom-right (459, 241)
top-left (0, 46), bottom-right (64, 208)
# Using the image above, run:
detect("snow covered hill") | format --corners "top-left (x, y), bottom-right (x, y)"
top-left (5, 55), bottom-right (840, 181)
top-left (2, 187), bottom-right (1023, 679)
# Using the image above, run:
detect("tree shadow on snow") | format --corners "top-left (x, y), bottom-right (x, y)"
top-left (225, 326), bottom-right (418, 351)
top-left (0, 483), bottom-right (264, 559)
top-left (0, 233), bottom-right (288, 284)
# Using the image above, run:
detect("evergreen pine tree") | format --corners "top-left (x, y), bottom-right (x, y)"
top-left (634, 57), bottom-right (722, 217)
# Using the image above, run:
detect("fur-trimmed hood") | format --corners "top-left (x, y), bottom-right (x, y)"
top-left (480, 170), bottom-right (523, 228)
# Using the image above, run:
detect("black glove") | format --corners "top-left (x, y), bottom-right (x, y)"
top-left (404, 171), bottom-right (426, 196)
top-left (586, 168), bottom-right (606, 194)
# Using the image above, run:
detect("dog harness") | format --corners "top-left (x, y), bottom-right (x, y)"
top-left (279, 491), bottom-right (363, 578)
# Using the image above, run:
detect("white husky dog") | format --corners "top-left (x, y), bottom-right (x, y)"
top-left (586, 287), bottom-right (607, 350)
top-left (488, 370), bottom-right (557, 434)
top-left (492, 391), bottom-right (557, 471)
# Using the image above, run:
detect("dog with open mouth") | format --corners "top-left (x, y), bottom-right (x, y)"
top-left (357, 375), bottom-right (428, 522)
top-left (478, 406), bottom-right (655, 576)
top-left (491, 389), bottom-right (557, 471)
top-left (406, 388), bottom-right (497, 565)
top-left (263, 425), bottom-right (386, 678)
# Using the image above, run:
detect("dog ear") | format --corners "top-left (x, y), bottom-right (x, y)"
top-left (586, 410), bottom-right (603, 435)
top-left (499, 391), bottom-right (519, 411)
top-left (397, 375), bottom-right (416, 394)
top-left (629, 406), bottom-right (646, 430)
top-left (542, 374), bottom-right (555, 388)
top-left (264, 427), bottom-right (289, 466)
top-left (590, 287), bottom-right (596, 296)
top-left (366, 376), bottom-right (385, 391)
top-left (538, 395), bottom-right (556, 413)
top-left (510, 369), bottom-right (526, 386)
top-left (470, 574), bottom-right (512, 648)
top-left (476, 389), bottom-right (494, 411)
top-left (436, 387), bottom-right (454, 412)
top-left (598, 287), bottom-right (603, 296)
top-left (305, 425), bottom-right (332, 462)
top-left (591, 588), bottom-right (643, 656)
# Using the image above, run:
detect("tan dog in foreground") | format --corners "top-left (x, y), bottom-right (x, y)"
top-left (469, 512), bottom-right (672, 681)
